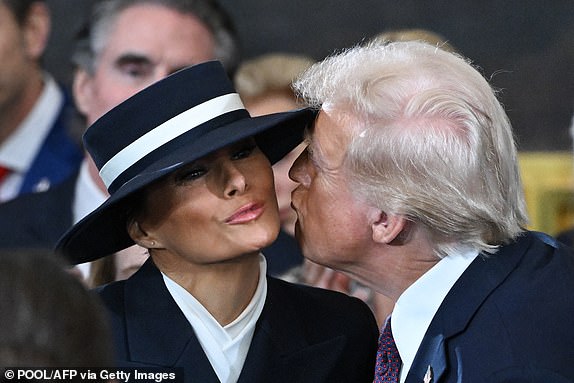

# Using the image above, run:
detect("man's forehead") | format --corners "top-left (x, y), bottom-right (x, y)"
top-left (303, 110), bottom-right (352, 170)
top-left (312, 108), bottom-right (355, 139)
top-left (102, 4), bottom-right (215, 55)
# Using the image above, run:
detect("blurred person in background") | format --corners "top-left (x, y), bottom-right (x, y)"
top-left (0, 249), bottom-right (112, 367)
top-left (0, 0), bottom-right (82, 202)
top-left (369, 28), bottom-right (456, 53)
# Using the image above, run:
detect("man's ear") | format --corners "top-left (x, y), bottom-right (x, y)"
top-left (127, 220), bottom-right (159, 249)
top-left (23, 2), bottom-right (51, 59)
top-left (371, 211), bottom-right (408, 244)
top-left (73, 69), bottom-right (93, 117)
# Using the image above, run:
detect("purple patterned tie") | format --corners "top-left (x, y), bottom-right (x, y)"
top-left (373, 317), bottom-right (401, 383)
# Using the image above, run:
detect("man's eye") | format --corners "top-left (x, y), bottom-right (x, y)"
top-left (119, 63), bottom-right (150, 79)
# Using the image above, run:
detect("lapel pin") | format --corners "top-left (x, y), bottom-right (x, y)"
top-left (423, 365), bottom-right (433, 383)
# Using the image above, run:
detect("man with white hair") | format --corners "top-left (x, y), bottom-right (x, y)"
top-left (289, 41), bottom-right (574, 382)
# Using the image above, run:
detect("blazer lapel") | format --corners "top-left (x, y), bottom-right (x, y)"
top-left (122, 259), bottom-right (219, 382)
top-left (405, 333), bottom-right (447, 383)
top-left (238, 277), bottom-right (347, 383)
top-left (405, 233), bottom-right (536, 383)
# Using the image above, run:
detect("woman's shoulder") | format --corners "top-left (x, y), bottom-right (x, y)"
top-left (93, 279), bottom-right (128, 309)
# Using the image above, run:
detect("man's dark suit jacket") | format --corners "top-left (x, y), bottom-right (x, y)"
top-left (556, 227), bottom-right (574, 249)
top-left (404, 231), bottom-right (574, 383)
top-left (0, 170), bottom-right (76, 249)
top-left (98, 258), bottom-right (379, 383)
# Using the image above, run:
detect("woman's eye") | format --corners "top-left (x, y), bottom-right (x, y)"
top-left (177, 168), bottom-right (206, 182)
top-left (231, 144), bottom-right (256, 160)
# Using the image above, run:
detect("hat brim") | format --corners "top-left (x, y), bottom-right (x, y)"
top-left (56, 107), bottom-right (316, 264)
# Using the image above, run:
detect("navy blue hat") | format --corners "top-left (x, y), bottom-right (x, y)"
top-left (56, 61), bottom-right (315, 263)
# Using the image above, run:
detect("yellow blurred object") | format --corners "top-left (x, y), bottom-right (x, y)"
top-left (518, 151), bottom-right (574, 236)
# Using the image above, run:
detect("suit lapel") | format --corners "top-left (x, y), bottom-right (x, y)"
top-left (405, 233), bottom-right (535, 383)
top-left (122, 259), bottom-right (219, 381)
top-left (238, 277), bottom-right (347, 383)
top-left (20, 94), bottom-right (82, 195)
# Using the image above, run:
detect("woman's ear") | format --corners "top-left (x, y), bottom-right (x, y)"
top-left (371, 211), bottom-right (408, 244)
top-left (127, 220), bottom-right (159, 249)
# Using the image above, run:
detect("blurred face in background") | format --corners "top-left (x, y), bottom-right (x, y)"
top-left (0, 1), bottom-right (49, 139)
top-left (74, 3), bottom-right (216, 125)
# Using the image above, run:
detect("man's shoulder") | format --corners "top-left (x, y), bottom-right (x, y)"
top-left (0, 173), bottom-right (76, 248)
top-left (426, 231), bottom-right (574, 375)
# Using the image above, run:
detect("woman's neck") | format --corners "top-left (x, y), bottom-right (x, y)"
top-left (152, 252), bottom-right (261, 326)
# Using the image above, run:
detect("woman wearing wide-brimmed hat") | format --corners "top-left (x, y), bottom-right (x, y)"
top-left (56, 61), bottom-right (378, 383)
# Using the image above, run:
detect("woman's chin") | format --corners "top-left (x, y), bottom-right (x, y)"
top-left (249, 228), bottom-right (280, 251)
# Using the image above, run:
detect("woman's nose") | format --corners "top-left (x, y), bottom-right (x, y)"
top-left (222, 162), bottom-right (247, 197)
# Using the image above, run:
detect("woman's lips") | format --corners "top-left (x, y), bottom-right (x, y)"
top-left (225, 202), bottom-right (264, 224)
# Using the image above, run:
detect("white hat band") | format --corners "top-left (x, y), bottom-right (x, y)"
top-left (99, 93), bottom-right (245, 188)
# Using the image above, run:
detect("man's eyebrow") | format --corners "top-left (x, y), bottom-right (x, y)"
top-left (114, 53), bottom-right (153, 67)
top-left (303, 126), bottom-right (326, 170)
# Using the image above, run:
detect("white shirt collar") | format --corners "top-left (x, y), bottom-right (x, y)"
top-left (163, 255), bottom-right (268, 383)
top-left (73, 159), bottom-right (109, 281)
top-left (393, 248), bottom-right (479, 383)
top-left (73, 158), bottom-right (108, 224)
top-left (0, 73), bottom-right (63, 172)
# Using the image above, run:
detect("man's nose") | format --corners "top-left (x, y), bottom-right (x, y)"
top-left (289, 150), bottom-right (310, 187)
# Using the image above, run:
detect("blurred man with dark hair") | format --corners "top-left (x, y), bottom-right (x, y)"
top-left (0, 0), bottom-right (82, 202)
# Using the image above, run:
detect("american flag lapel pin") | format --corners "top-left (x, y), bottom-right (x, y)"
top-left (423, 365), bottom-right (433, 383)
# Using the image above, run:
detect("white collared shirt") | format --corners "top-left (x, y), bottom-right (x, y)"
top-left (163, 255), bottom-right (268, 383)
top-left (72, 159), bottom-right (109, 280)
top-left (393, 247), bottom-right (479, 383)
top-left (0, 74), bottom-right (63, 201)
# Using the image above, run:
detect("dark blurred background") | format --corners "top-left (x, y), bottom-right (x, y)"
top-left (45, 0), bottom-right (573, 151)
